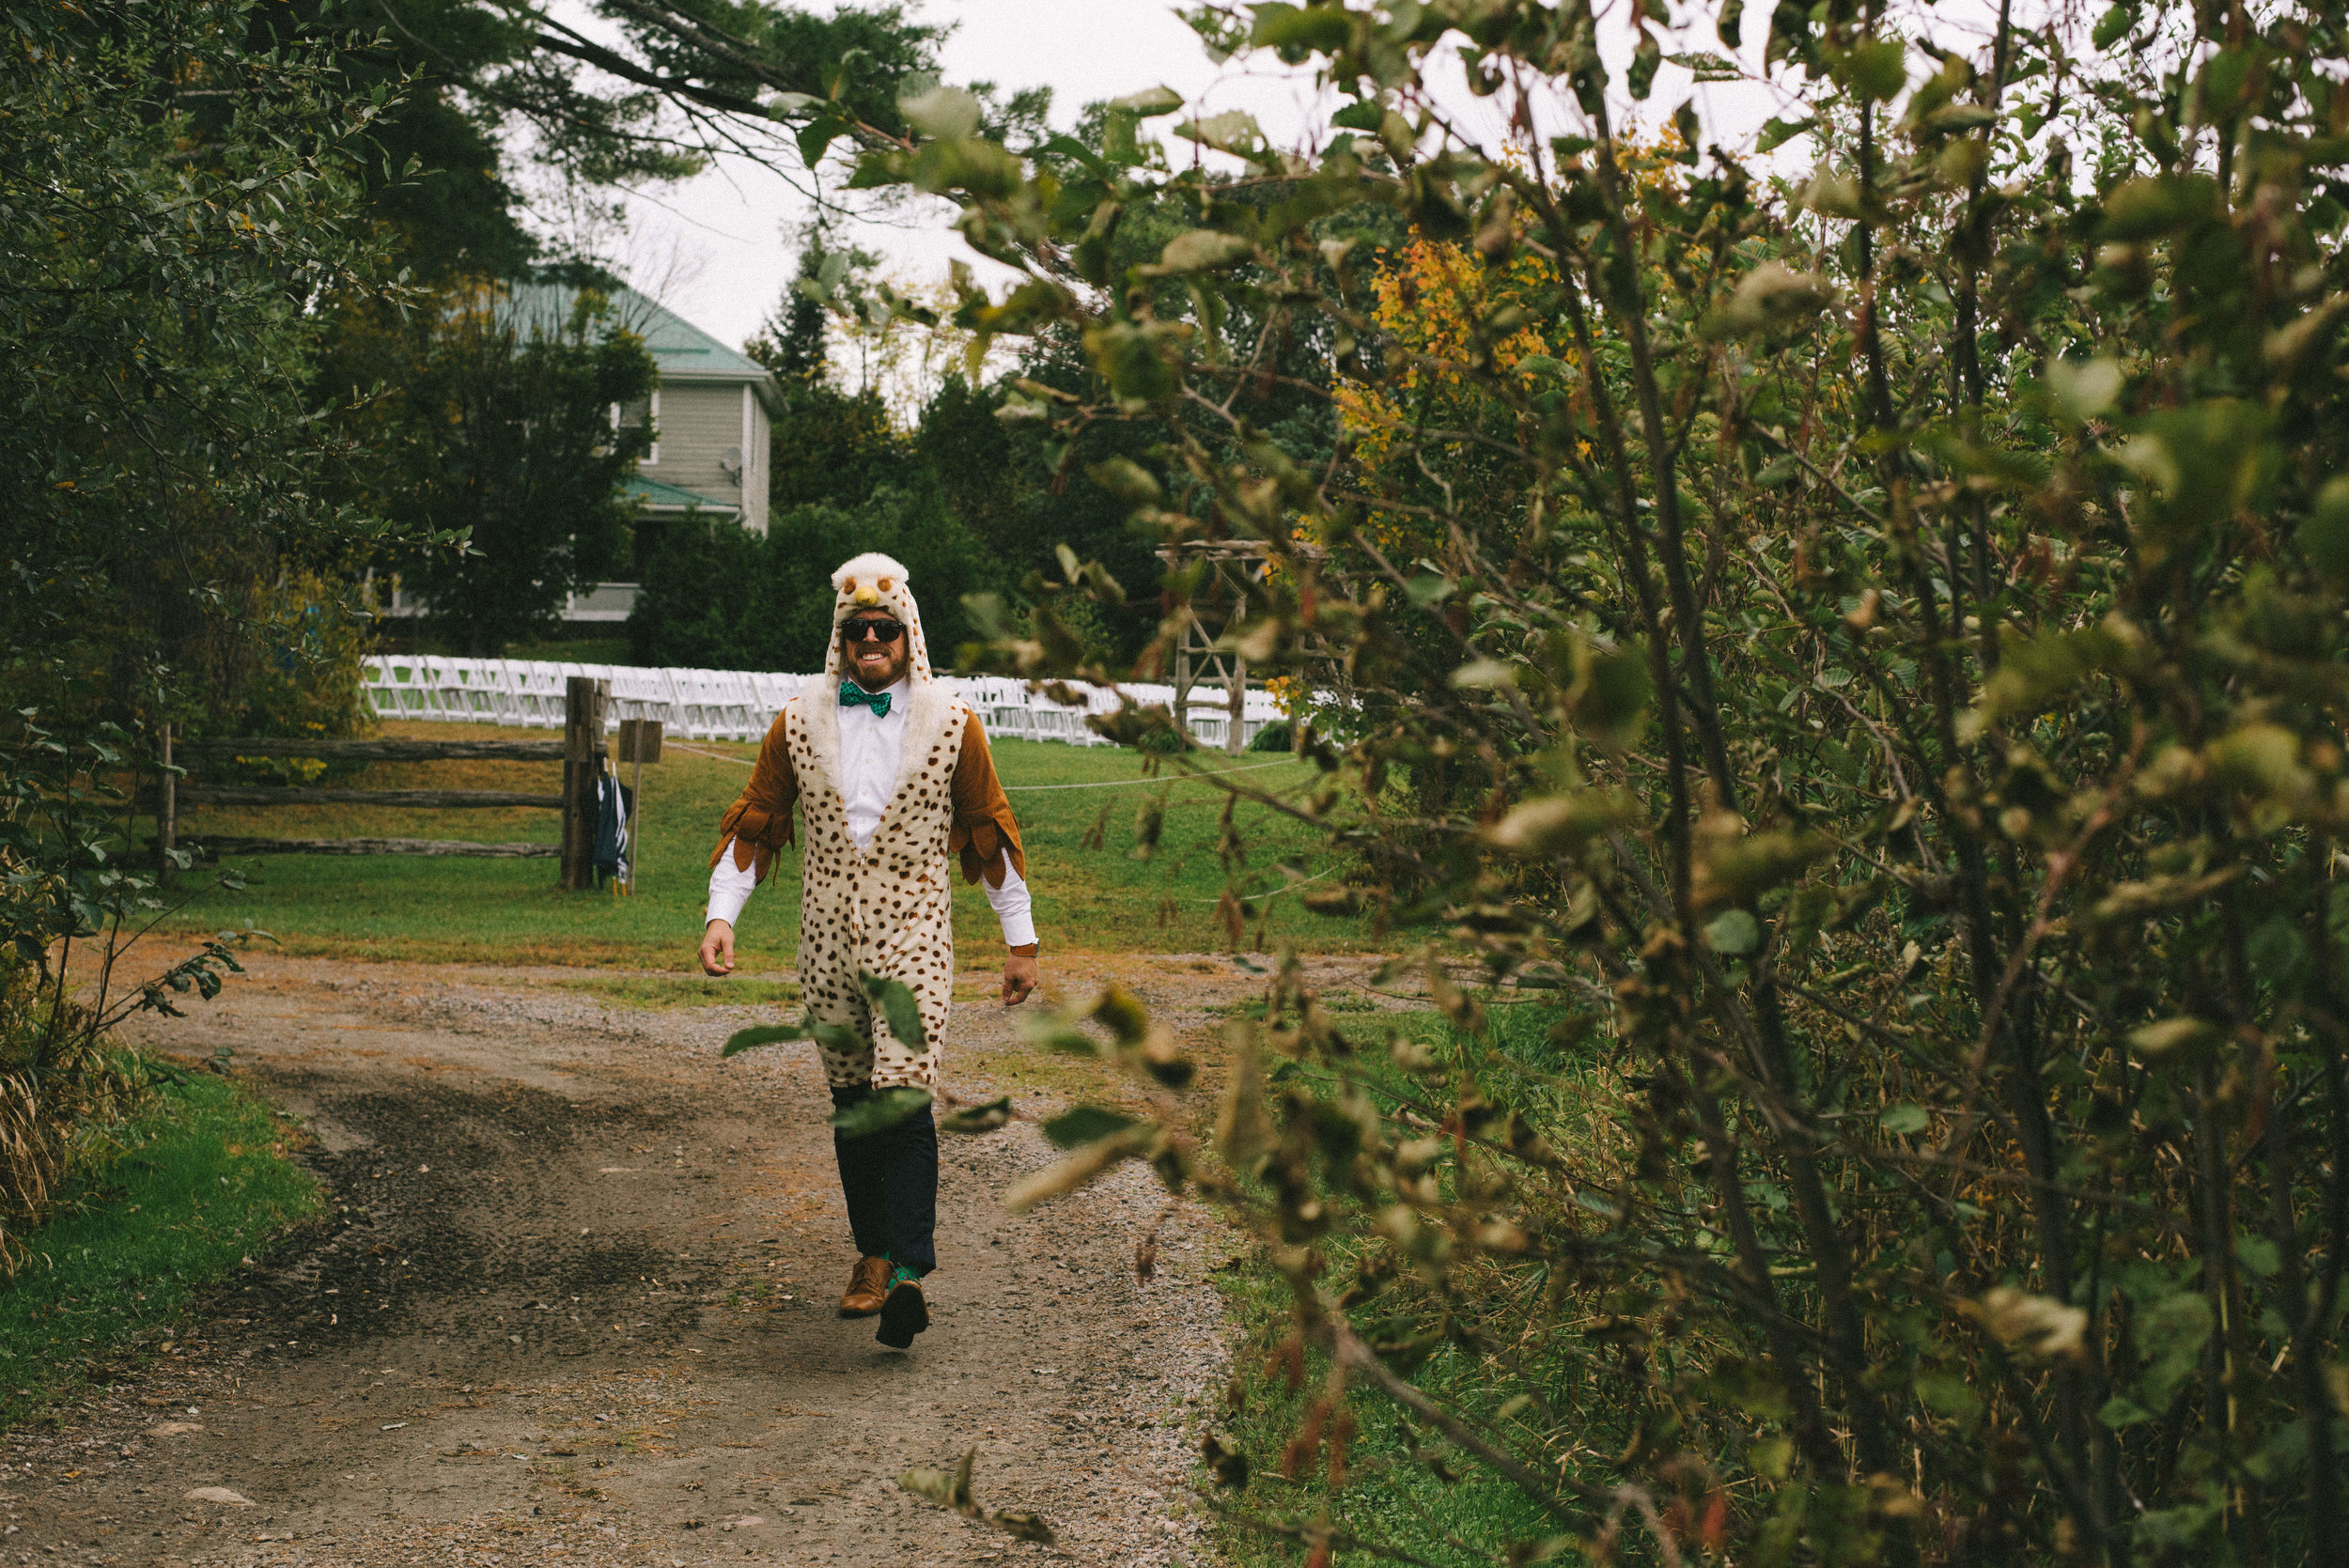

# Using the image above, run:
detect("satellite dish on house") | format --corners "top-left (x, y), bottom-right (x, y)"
top-left (720, 445), bottom-right (744, 485)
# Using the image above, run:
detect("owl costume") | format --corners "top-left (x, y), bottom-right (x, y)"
top-left (705, 552), bottom-right (1031, 1342)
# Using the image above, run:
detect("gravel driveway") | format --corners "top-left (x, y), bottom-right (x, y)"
top-left (0, 951), bottom-right (1312, 1567)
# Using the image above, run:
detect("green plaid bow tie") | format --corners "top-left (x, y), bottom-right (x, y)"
top-left (838, 680), bottom-right (892, 718)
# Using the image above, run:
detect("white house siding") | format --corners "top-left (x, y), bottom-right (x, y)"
top-left (745, 386), bottom-right (770, 534)
top-left (649, 380), bottom-right (754, 515)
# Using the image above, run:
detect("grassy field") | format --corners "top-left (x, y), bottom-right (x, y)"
top-left (1207, 1000), bottom-right (1622, 1568)
top-left (0, 1071), bottom-right (320, 1428)
top-left (154, 722), bottom-right (1369, 967)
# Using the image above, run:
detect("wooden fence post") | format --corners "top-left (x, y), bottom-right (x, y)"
top-left (561, 676), bottom-right (609, 891)
top-left (157, 721), bottom-right (176, 884)
top-left (616, 718), bottom-right (662, 895)
top-left (1226, 655), bottom-right (1247, 756)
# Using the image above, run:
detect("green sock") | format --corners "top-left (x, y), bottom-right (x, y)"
top-left (888, 1262), bottom-right (921, 1289)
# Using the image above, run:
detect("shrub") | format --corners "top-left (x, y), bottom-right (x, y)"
top-left (890, 1), bottom-right (2349, 1560)
top-left (630, 486), bottom-right (996, 670)
top-left (1246, 720), bottom-right (1292, 753)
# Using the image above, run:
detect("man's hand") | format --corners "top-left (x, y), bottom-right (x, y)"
top-left (698, 920), bottom-right (737, 977)
top-left (1001, 952), bottom-right (1039, 1006)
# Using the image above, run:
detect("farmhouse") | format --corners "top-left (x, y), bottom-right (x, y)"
top-left (505, 283), bottom-right (777, 624)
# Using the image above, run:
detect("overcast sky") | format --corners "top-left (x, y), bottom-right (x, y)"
top-left (568, 0), bottom-right (1345, 349)
top-left (555, 0), bottom-right (2016, 353)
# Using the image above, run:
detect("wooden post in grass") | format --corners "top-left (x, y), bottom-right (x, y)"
top-left (615, 719), bottom-right (662, 895)
top-left (560, 677), bottom-right (609, 891)
top-left (157, 720), bottom-right (176, 884)
top-left (1226, 655), bottom-right (1247, 756)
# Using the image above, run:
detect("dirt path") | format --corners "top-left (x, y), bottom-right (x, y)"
top-left (0, 951), bottom-right (1363, 1567)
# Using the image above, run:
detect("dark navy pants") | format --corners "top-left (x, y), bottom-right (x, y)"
top-left (828, 1086), bottom-right (937, 1276)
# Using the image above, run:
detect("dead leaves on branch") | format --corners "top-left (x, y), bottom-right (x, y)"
top-left (896, 1449), bottom-right (1054, 1545)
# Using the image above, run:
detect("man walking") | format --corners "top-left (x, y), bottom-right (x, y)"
top-left (696, 552), bottom-right (1039, 1349)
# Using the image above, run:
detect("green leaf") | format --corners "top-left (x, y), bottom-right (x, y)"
top-left (2045, 355), bottom-right (2123, 423)
top-left (860, 971), bottom-right (927, 1051)
top-left (796, 113), bottom-right (845, 168)
top-left (2299, 475), bottom-right (2349, 581)
top-left (1483, 791), bottom-right (1631, 856)
top-left (1626, 27), bottom-right (1661, 100)
top-left (1962, 619), bottom-right (2136, 737)
top-left (2098, 1395), bottom-right (2156, 1428)
top-left (2130, 1017), bottom-right (2225, 1065)
top-left (1667, 51), bottom-right (1741, 84)
top-left (809, 1020), bottom-right (870, 1057)
top-left (830, 1087), bottom-right (935, 1137)
top-left (1042, 1105), bottom-right (1137, 1149)
top-left (1109, 85), bottom-right (1186, 116)
top-left (898, 1449), bottom-right (972, 1510)
top-left (1563, 637), bottom-right (1652, 748)
top-left (2100, 174), bottom-right (2222, 241)
top-left (1915, 1371), bottom-right (1983, 1421)
top-left (1704, 909), bottom-right (1761, 955)
top-left (2092, 3), bottom-right (2136, 48)
top-left (897, 85), bottom-right (981, 141)
top-left (994, 1512), bottom-right (1055, 1543)
top-left (1174, 110), bottom-right (1265, 156)
top-left (720, 1023), bottom-right (810, 1058)
top-left (1084, 320), bottom-right (1186, 405)
top-left (1707, 1357), bottom-right (1791, 1419)
top-left (1149, 229), bottom-right (1257, 275)
top-left (940, 1095), bottom-right (1013, 1134)
top-left (1879, 1104), bottom-right (1930, 1136)
top-left (1756, 116), bottom-right (1815, 153)
top-left (1839, 36), bottom-right (1907, 102)
top-left (1250, 2), bottom-right (1353, 58)
top-left (2136, 1291), bottom-right (2214, 1406)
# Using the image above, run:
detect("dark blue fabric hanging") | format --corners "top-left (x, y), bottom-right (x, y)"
top-left (592, 765), bottom-right (632, 887)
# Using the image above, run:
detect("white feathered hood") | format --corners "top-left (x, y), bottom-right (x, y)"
top-left (824, 551), bottom-right (933, 688)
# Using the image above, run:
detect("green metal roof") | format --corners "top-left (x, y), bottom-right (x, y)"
top-left (627, 474), bottom-right (739, 513)
top-left (501, 282), bottom-right (771, 384)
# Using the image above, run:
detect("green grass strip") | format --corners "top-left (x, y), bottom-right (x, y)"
top-left (0, 1071), bottom-right (320, 1429)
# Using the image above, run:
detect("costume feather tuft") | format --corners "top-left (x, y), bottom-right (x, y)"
top-left (831, 552), bottom-right (910, 592)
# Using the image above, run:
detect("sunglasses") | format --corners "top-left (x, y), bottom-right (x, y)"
top-left (841, 618), bottom-right (907, 644)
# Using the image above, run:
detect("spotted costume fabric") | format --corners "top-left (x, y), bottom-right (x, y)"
top-left (708, 553), bottom-right (1023, 1093)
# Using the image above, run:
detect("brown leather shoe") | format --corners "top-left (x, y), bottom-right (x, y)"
top-left (839, 1255), bottom-right (892, 1317)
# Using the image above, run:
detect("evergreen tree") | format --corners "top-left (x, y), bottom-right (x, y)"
top-left (376, 286), bottom-right (657, 654)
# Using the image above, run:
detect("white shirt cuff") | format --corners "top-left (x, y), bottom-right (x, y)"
top-left (984, 852), bottom-right (1036, 947)
top-left (707, 839), bottom-right (756, 926)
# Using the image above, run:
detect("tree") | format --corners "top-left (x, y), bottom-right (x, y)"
top-left (248, 0), bottom-right (542, 282)
top-left (0, 0), bottom-right (425, 1172)
top-left (0, 0), bottom-right (416, 737)
top-left (630, 485), bottom-right (991, 669)
top-left (373, 283), bottom-right (656, 654)
top-left (743, 235), bottom-right (919, 515)
top-left (913, 373), bottom-right (1014, 555)
top-left (836, 4), bottom-right (2349, 1562)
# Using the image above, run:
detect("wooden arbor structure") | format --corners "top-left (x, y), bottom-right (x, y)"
top-left (1159, 539), bottom-right (1333, 755)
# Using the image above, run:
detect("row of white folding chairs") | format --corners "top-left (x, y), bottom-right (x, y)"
top-left (362, 658), bottom-right (1318, 747)
top-left (362, 658), bottom-right (791, 741)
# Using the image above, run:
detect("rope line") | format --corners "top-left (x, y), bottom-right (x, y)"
top-left (665, 741), bottom-right (1300, 792)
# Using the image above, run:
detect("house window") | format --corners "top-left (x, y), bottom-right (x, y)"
top-left (612, 390), bottom-right (660, 465)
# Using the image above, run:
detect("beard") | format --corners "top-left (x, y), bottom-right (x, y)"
top-left (846, 641), bottom-right (910, 691)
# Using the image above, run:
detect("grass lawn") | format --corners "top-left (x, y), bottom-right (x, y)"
top-left (0, 1071), bottom-right (320, 1428)
top-left (154, 722), bottom-right (1371, 967)
top-left (1206, 999), bottom-right (1623, 1567)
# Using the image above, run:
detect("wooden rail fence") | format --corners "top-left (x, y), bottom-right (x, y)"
top-left (164, 679), bottom-right (616, 884)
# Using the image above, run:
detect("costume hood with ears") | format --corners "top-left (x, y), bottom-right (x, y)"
top-left (826, 552), bottom-right (933, 687)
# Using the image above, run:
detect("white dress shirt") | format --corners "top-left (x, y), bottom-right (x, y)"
top-left (706, 676), bottom-right (1035, 946)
